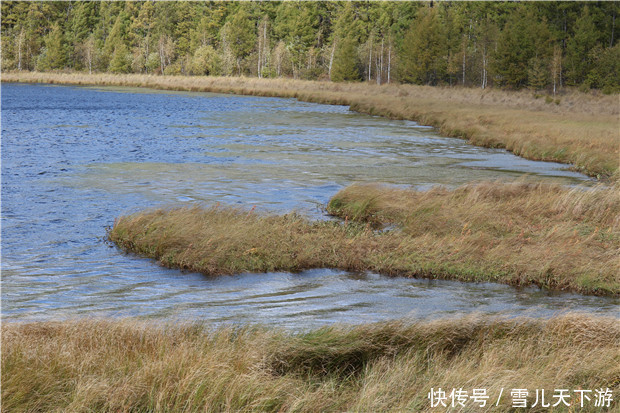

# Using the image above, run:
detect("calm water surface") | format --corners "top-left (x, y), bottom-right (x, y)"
top-left (2, 83), bottom-right (617, 328)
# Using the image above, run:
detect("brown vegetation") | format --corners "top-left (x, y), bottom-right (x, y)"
top-left (2, 314), bottom-right (618, 412)
top-left (3, 72), bottom-right (618, 178)
top-left (108, 181), bottom-right (619, 296)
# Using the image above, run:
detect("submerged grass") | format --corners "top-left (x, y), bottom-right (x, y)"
top-left (3, 71), bottom-right (618, 178)
top-left (108, 181), bottom-right (620, 296)
top-left (2, 314), bottom-right (618, 412)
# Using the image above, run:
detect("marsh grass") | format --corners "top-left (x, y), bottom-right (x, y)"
top-left (108, 182), bottom-right (619, 295)
top-left (329, 181), bottom-right (620, 295)
top-left (3, 71), bottom-right (618, 178)
top-left (2, 314), bottom-right (618, 412)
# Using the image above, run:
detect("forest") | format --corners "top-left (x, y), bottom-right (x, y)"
top-left (1, 1), bottom-right (618, 93)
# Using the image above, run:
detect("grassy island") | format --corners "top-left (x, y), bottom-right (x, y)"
top-left (108, 181), bottom-right (619, 296)
top-left (3, 72), bottom-right (619, 179)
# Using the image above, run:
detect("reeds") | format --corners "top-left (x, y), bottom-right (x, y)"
top-left (108, 181), bottom-right (620, 295)
top-left (2, 314), bottom-right (618, 412)
top-left (3, 71), bottom-right (618, 178)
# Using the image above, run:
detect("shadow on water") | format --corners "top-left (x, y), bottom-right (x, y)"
top-left (2, 83), bottom-right (615, 328)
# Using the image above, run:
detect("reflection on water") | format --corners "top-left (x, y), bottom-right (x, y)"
top-left (2, 83), bottom-right (616, 327)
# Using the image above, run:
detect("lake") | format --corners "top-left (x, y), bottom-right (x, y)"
top-left (1, 82), bottom-right (616, 328)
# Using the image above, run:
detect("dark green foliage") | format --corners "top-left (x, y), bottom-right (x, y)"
top-left (1, 1), bottom-right (616, 92)
top-left (399, 7), bottom-right (446, 85)
top-left (221, 7), bottom-right (255, 76)
top-left (108, 43), bottom-right (131, 74)
top-left (528, 57), bottom-right (549, 90)
top-left (565, 6), bottom-right (601, 86)
top-left (36, 24), bottom-right (67, 70)
top-left (331, 36), bottom-right (361, 82)
top-left (586, 44), bottom-right (620, 93)
top-left (493, 6), bottom-right (551, 89)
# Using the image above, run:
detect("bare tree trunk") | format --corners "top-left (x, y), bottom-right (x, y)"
top-left (376, 37), bottom-right (383, 85)
top-left (84, 35), bottom-right (95, 75)
top-left (87, 46), bottom-right (92, 75)
top-left (481, 44), bottom-right (487, 89)
top-left (263, 22), bottom-right (267, 75)
top-left (377, 37), bottom-right (383, 85)
top-left (559, 55), bottom-right (563, 89)
top-left (257, 31), bottom-right (262, 78)
top-left (387, 41), bottom-right (391, 84)
top-left (368, 36), bottom-right (372, 82)
top-left (159, 36), bottom-right (166, 74)
top-left (462, 39), bottom-right (466, 86)
top-left (551, 44), bottom-right (561, 96)
top-left (611, 10), bottom-right (616, 48)
top-left (257, 19), bottom-right (268, 78)
top-left (16, 28), bottom-right (24, 71)
top-left (328, 40), bottom-right (336, 81)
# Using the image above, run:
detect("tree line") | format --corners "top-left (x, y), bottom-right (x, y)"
top-left (1, 1), bottom-right (618, 93)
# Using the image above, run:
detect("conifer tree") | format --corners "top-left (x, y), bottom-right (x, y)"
top-left (109, 43), bottom-right (131, 73)
top-left (330, 2), bottom-right (361, 81)
top-left (220, 7), bottom-right (255, 76)
top-left (565, 6), bottom-right (599, 86)
top-left (493, 6), bottom-right (550, 89)
top-left (37, 23), bottom-right (67, 70)
top-left (331, 36), bottom-right (360, 81)
top-left (399, 6), bottom-right (446, 85)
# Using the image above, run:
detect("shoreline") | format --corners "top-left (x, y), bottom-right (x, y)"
top-left (3, 71), bottom-right (618, 179)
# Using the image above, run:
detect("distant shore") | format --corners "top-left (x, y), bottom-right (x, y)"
top-left (3, 71), bottom-right (618, 179)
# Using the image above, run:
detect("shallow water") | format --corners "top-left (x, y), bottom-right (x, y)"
top-left (2, 83), bottom-right (616, 328)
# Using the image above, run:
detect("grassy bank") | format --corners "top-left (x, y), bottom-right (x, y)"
top-left (2, 314), bottom-right (618, 412)
top-left (108, 181), bottom-right (619, 296)
top-left (3, 71), bottom-right (618, 179)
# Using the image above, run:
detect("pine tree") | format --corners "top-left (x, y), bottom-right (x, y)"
top-left (493, 6), bottom-right (550, 89)
top-left (528, 57), bottom-right (548, 90)
top-left (585, 43), bottom-right (620, 93)
top-left (37, 24), bottom-right (67, 70)
top-left (565, 6), bottom-right (599, 86)
top-left (399, 6), bottom-right (447, 85)
top-left (331, 36), bottom-right (360, 81)
top-left (109, 43), bottom-right (131, 73)
top-left (330, 2), bottom-right (362, 81)
top-left (220, 7), bottom-right (255, 76)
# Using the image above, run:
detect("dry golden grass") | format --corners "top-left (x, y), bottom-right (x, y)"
top-left (2, 314), bottom-right (618, 412)
top-left (3, 71), bottom-right (618, 178)
top-left (108, 181), bottom-right (619, 295)
top-left (329, 181), bottom-right (620, 295)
